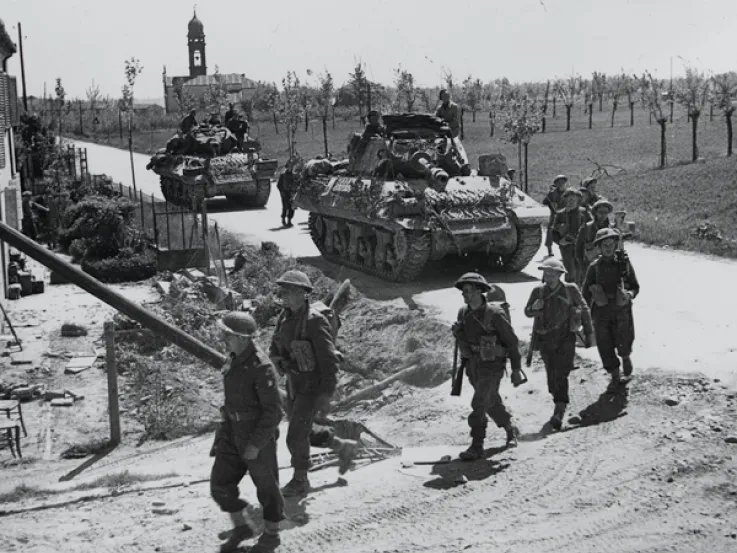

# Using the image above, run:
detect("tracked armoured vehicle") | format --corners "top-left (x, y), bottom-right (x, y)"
top-left (146, 126), bottom-right (278, 210)
top-left (292, 113), bottom-right (549, 281)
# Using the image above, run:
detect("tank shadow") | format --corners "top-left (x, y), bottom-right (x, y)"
top-left (296, 254), bottom-right (539, 302)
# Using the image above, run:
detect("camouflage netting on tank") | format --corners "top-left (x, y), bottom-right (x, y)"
top-left (208, 154), bottom-right (253, 176)
top-left (424, 188), bottom-right (502, 210)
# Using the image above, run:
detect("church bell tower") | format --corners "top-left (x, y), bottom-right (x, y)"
top-left (187, 9), bottom-right (207, 78)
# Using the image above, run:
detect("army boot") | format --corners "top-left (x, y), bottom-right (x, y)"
top-left (550, 402), bottom-right (567, 431)
top-left (331, 437), bottom-right (360, 475)
top-left (622, 356), bottom-right (633, 378)
top-left (281, 470), bottom-right (310, 497)
top-left (459, 439), bottom-right (485, 461)
top-left (505, 424), bottom-right (520, 448)
top-left (606, 367), bottom-right (622, 393)
top-left (250, 522), bottom-right (281, 553)
top-left (219, 511), bottom-right (256, 553)
top-left (281, 217), bottom-right (287, 227)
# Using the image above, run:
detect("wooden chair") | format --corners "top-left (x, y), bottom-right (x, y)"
top-left (0, 399), bottom-right (27, 437)
top-left (0, 419), bottom-right (22, 458)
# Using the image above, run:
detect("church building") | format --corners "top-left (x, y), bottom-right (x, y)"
top-left (162, 10), bottom-right (257, 115)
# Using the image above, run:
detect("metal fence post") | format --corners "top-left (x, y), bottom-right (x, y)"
top-left (105, 321), bottom-right (121, 445)
top-left (139, 190), bottom-right (145, 228)
top-left (151, 194), bottom-right (159, 248)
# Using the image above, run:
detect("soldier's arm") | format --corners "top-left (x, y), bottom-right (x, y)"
top-left (491, 310), bottom-right (522, 372)
top-left (523, 287), bottom-right (542, 318)
top-left (453, 308), bottom-right (474, 358)
top-left (624, 258), bottom-right (640, 298)
top-left (307, 314), bottom-right (339, 396)
top-left (550, 212), bottom-right (563, 242)
top-left (570, 284), bottom-right (594, 336)
top-left (246, 362), bottom-right (283, 451)
top-left (582, 262), bottom-right (595, 307)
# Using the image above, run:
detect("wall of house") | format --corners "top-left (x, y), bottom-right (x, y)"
top-left (0, 64), bottom-right (21, 301)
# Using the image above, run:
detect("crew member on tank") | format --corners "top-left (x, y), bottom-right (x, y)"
top-left (362, 110), bottom-right (386, 139)
top-left (435, 90), bottom-right (460, 138)
top-left (180, 109), bottom-right (198, 134)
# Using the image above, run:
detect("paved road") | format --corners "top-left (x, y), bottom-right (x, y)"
top-left (79, 140), bottom-right (737, 390)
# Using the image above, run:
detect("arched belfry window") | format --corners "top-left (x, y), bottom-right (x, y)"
top-left (193, 50), bottom-right (202, 67)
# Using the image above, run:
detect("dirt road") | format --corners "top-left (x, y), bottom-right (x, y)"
top-left (81, 140), bottom-right (737, 389)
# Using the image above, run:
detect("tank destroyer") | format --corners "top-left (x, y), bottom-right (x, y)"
top-left (146, 125), bottom-right (278, 210)
top-left (292, 113), bottom-right (548, 281)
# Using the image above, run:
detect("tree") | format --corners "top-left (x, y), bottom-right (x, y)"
top-left (674, 66), bottom-right (710, 162)
top-left (316, 71), bottom-right (334, 157)
top-left (608, 73), bottom-right (626, 128)
top-left (583, 80), bottom-right (594, 129)
top-left (540, 80), bottom-right (551, 132)
top-left (639, 71), bottom-right (669, 168)
top-left (592, 71), bottom-right (607, 111)
top-left (555, 76), bottom-right (579, 131)
top-left (203, 66), bottom-right (228, 116)
top-left (120, 57), bottom-right (143, 113)
top-left (500, 94), bottom-right (542, 192)
top-left (251, 82), bottom-right (281, 133)
top-left (280, 71), bottom-right (302, 159)
top-left (485, 80), bottom-right (503, 137)
top-left (393, 67), bottom-right (417, 112)
top-left (622, 74), bottom-right (638, 126)
top-left (85, 81), bottom-right (101, 112)
top-left (462, 76), bottom-right (483, 122)
top-left (348, 63), bottom-right (368, 122)
top-left (711, 72), bottom-right (737, 156)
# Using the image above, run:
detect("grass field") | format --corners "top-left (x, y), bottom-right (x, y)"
top-left (74, 101), bottom-right (737, 258)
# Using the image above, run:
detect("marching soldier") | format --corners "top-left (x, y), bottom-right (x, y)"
top-left (579, 187), bottom-right (594, 215)
top-left (581, 228), bottom-right (640, 392)
top-left (582, 177), bottom-right (601, 205)
top-left (575, 199), bottom-right (614, 284)
top-left (210, 312), bottom-right (283, 553)
top-left (524, 259), bottom-right (594, 430)
top-left (543, 175), bottom-right (569, 257)
top-left (551, 188), bottom-right (591, 284)
top-left (452, 272), bottom-right (522, 460)
top-left (269, 270), bottom-right (358, 497)
top-left (276, 161), bottom-right (297, 227)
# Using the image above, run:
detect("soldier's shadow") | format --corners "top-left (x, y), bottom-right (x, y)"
top-left (423, 446), bottom-right (510, 490)
top-left (565, 384), bottom-right (630, 431)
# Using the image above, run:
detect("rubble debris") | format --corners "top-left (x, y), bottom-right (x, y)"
top-left (50, 398), bottom-right (74, 407)
top-left (64, 356), bottom-right (98, 375)
top-left (61, 323), bottom-right (89, 337)
top-left (664, 398), bottom-right (680, 406)
top-left (725, 437), bottom-right (737, 445)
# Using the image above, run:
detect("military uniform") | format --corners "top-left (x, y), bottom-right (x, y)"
top-left (454, 298), bottom-right (521, 446)
top-left (582, 242), bottom-right (640, 383)
top-left (362, 122), bottom-right (386, 139)
top-left (435, 101), bottom-right (461, 137)
top-left (575, 218), bottom-right (612, 284)
top-left (210, 343), bottom-right (284, 531)
top-left (180, 113), bottom-right (197, 134)
top-left (269, 301), bottom-right (339, 472)
top-left (543, 180), bottom-right (566, 254)
top-left (525, 268), bottom-right (593, 428)
top-left (276, 170), bottom-right (296, 226)
top-left (552, 204), bottom-right (591, 284)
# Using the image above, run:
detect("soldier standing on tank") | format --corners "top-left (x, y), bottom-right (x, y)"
top-left (210, 312), bottom-right (284, 553)
top-left (180, 109), bottom-right (198, 134)
top-left (582, 228), bottom-right (640, 392)
top-left (362, 110), bottom-right (386, 139)
top-left (575, 199), bottom-right (614, 285)
top-left (269, 270), bottom-right (358, 496)
top-left (524, 258), bottom-right (594, 430)
top-left (436, 89), bottom-right (461, 138)
top-left (452, 272), bottom-right (522, 460)
top-left (276, 161), bottom-right (297, 227)
top-left (224, 103), bottom-right (238, 124)
top-left (551, 188), bottom-right (591, 284)
top-left (543, 175), bottom-right (569, 257)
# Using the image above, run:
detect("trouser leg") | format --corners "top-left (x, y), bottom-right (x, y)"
top-left (560, 245), bottom-right (577, 283)
top-left (210, 436), bottom-right (249, 513)
top-left (467, 362), bottom-right (511, 441)
top-left (247, 436), bottom-right (285, 524)
top-left (286, 393), bottom-right (317, 471)
top-left (613, 306), bottom-right (635, 358)
top-left (540, 334), bottom-right (576, 404)
top-left (593, 307), bottom-right (620, 372)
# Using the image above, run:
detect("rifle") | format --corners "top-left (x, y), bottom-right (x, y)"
top-left (450, 340), bottom-right (465, 396)
top-left (526, 316), bottom-right (539, 368)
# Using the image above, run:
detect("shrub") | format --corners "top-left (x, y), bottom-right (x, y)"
top-left (82, 250), bottom-right (157, 283)
top-left (59, 195), bottom-right (137, 257)
top-left (69, 239), bottom-right (88, 263)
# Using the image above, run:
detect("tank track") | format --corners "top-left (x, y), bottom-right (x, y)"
top-left (308, 213), bottom-right (431, 282)
top-left (159, 176), bottom-right (203, 211)
top-left (227, 179), bottom-right (271, 208)
top-left (501, 224), bottom-right (543, 272)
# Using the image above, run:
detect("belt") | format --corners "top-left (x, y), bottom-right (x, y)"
top-left (226, 411), bottom-right (259, 422)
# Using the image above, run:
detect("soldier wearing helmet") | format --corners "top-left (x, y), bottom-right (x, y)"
top-left (276, 160), bottom-right (298, 227)
top-left (362, 110), bottom-right (386, 139)
top-left (581, 177), bottom-right (601, 205)
top-left (582, 228), bottom-right (640, 392)
top-left (210, 311), bottom-right (284, 553)
top-left (524, 258), bottom-right (594, 431)
top-left (452, 272), bottom-right (522, 460)
top-left (551, 188), bottom-right (592, 284)
top-left (543, 175), bottom-right (569, 257)
top-left (269, 270), bottom-right (358, 496)
top-left (575, 199), bottom-right (614, 284)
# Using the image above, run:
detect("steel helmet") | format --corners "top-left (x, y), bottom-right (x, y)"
top-left (553, 174), bottom-right (568, 183)
top-left (454, 272), bottom-right (491, 292)
top-left (486, 283), bottom-right (507, 303)
top-left (538, 258), bottom-right (567, 273)
top-left (591, 199), bottom-right (614, 213)
top-left (562, 188), bottom-right (582, 198)
top-left (275, 270), bottom-right (313, 291)
top-left (582, 177), bottom-right (598, 188)
top-left (217, 311), bottom-right (257, 337)
top-left (593, 227), bottom-right (620, 245)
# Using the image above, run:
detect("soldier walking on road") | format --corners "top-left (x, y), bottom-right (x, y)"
top-left (551, 188), bottom-right (591, 284)
top-left (452, 272), bottom-right (522, 460)
top-left (543, 175), bottom-right (569, 257)
top-left (269, 271), bottom-right (358, 497)
top-left (210, 312), bottom-right (284, 553)
top-left (276, 161), bottom-right (297, 227)
top-left (524, 259), bottom-right (594, 430)
top-left (582, 228), bottom-right (640, 392)
top-left (575, 199), bottom-right (614, 285)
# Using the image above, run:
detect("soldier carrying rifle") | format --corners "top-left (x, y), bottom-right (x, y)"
top-left (451, 272), bottom-right (523, 460)
top-left (581, 228), bottom-right (640, 392)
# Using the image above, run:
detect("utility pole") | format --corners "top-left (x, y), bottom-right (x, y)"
top-left (18, 22), bottom-right (28, 111)
top-left (669, 56), bottom-right (674, 124)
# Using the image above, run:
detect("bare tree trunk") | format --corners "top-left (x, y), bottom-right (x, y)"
top-left (588, 104), bottom-right (593, 129)
top-left (611, 102), bottom-right (617, 128)
top-left (669, 101), bottom-right (674, 123)
top-left (517, 141), bottom-right (522, 181)
top-left (332, 105), bottom-right (336, 129)
top-left (489, 111), bottom-right (495, 137)
top-left (322, 115), bottom-right (329, 157)
top-left (629, 102), bottom-right (635, 126)
top-left (709, 104), bottom-right (714, 122)
top-left (272, 111), bottom-right (279, 134)
top-left (565, 105), bottom-right (572, 131)
top-left (542, 116), bottom-right (546, 133)
top-left (691, 112), bottom-right (699, 161)
top-left (553, 97), bottom-right (557, 118)
top-left (523, 142), bottom-right (529, 193)
top-left (659, 120), bottom-right (667, 168)
top-left (460, 108), bottom-right (465, 140)
top-left (727, 110), bottom-right (734, 157)
top-left (599, 94), bottom-right (603, 112)
top-left (649, 111), bottom-right (652, 125)
top-left (304, 112), bottom-right (309, 132)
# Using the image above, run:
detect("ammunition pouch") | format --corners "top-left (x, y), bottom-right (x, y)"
top-left (290, 340), bottom-right (317, 373)
top-left (615, 287), bottom-right (632, 307)
top-left (479, 335), bottom-right (507, 362)
top-left (589, 284), bottom-right (609, 307)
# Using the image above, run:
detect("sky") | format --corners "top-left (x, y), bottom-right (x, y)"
top-left (3, 0), bottom-right (737, 102)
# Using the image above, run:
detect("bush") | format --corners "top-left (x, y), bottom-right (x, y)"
top-left (82, 250), bottom-right (157, 283)
top-left (69, 239), bottom-right (88, 263)
top-left (59, 195), bottom-right (137, 257)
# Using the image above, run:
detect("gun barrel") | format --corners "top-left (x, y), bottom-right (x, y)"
top-left (411, 153), bottom-right (449, 186)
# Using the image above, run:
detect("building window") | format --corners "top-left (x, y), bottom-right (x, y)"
top-left (193, 51), bottom-right (202, 67)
